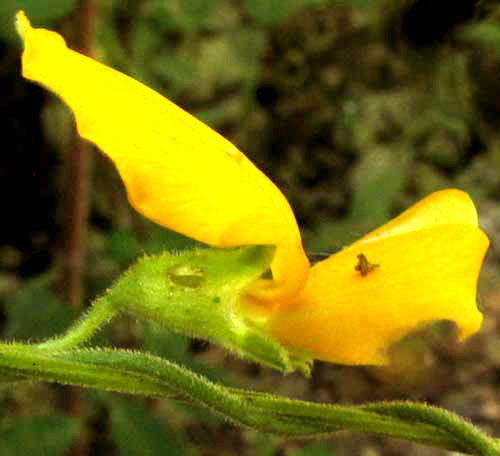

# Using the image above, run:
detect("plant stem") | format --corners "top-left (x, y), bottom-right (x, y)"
top-left (0, 344), bottom-right (498, 455)
top-left (361, 402), bottom-right (500, 456)
top-left (36, 296), bottom-right (117, 351)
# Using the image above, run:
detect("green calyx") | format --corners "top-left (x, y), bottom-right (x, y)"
top-left (106, 245), bottom-right (312, 375)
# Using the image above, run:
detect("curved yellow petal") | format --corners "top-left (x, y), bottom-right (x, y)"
top-left (15, 11), bottom-right (309, 301)
top-left (356, 189), bottom-right (477, 244)
top-left (270, 192), bottom-right (489, 365)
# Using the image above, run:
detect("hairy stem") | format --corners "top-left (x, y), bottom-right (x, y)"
top-left (0, 344), bottom-right (498, 455)
top-left (36, 296), bottom-right (117, 351)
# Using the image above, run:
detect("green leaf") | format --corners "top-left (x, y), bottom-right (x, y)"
top-left (111, 401), bottom-right (186, 456)
top-left (0, 415), bottom-right (80, 456)
top-left (0, 0), bottom-right (77, 43)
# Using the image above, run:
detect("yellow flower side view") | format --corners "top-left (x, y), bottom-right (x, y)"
top-left (16, 12), bottom-right (489, 366)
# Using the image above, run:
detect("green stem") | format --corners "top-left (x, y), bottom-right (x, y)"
top-left (361, 402), bottom-right (500, 456)
top-left (36, 296), bottom-right (117, 351)
top-left (0, 343), bottom-right (497, 454)
top-left (0, 344), bottom-right (172, 397)
top-left (224, 388), bottom-right (465, 451)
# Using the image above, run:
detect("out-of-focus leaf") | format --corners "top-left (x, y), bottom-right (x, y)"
top-left (129, 18), bottom-right (163, 62)
top-left (194, 97), bottom-right (243, 129)
top-left (0, 0), bottom-right (77, 42)
top-left (0, 274), bottom-right (14, 294)
top-left (350, 147), bottom-right (410, 225)
top-left (461, 19), bottom-right (500, 58)
top-left (111, 401), bottom-right (186, 456)
top-left (3, 276), bottom-right (79, 341)
top-left (331, 0), bottom-right (381, 7)
top-left (431, 53), bottom-right (471, 141)
top-left (142, 325), bottom-right (190, 362)
top-left (307, 146), bottom-right (410, 252)
top-left (243, 0), bottom-right (304, 25)
top-left (150, 51), bottom-right (198, 97)
top-left (230, 26), bottom-right (267, 95)
top-left (105, 226), bottom-right (196, 268)
top-left (244, 0), bottom-right (336, 25)
top-left (0, 415), bottom-right (80, 456)
top-left (252, 434), bottom-right (276, 456)
top-left (143, 226), bottom-right (197, 254)
top-left (97, 9), bottom-right (130, 69)
top-left (105, 230), bottom-right (143, 267)
top-left (142, 324), bottom-right (234, 386)
top-left (163, 0), bottom-right (222, 31)
top-left (197, 33), bottom-right (252, 85)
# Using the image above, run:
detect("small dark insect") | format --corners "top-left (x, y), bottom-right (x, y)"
top-left (355, 253), bottom-right (380, 277)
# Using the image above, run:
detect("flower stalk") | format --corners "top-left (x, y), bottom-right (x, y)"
top-left (37, 246), bottom-right (312, 374)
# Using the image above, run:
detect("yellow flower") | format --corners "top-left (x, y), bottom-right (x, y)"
top-left (16, 12), bottom-right (489, 366)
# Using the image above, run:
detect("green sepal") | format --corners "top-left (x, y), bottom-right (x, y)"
top-left (105, 245), bottom-right (312, 375)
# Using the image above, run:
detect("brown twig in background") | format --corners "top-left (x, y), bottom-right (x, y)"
top-left (63, 0), bottom-right (96, 311)
top-left (63, 2), bottom-right (97, 454)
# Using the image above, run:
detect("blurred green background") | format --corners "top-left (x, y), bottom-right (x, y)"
top-left (1, 0), bottom-right (500, 454)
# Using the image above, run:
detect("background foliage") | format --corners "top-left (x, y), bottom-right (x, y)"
top-left (1, 0), bottom-right (500, 454)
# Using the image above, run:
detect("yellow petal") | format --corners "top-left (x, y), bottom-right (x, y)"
top-left (270, 192), bottom-right (489, 365)
top-left (356, 189), bottom-right (477, 244)
top-left (15, 11), bottom-right (309, 301)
